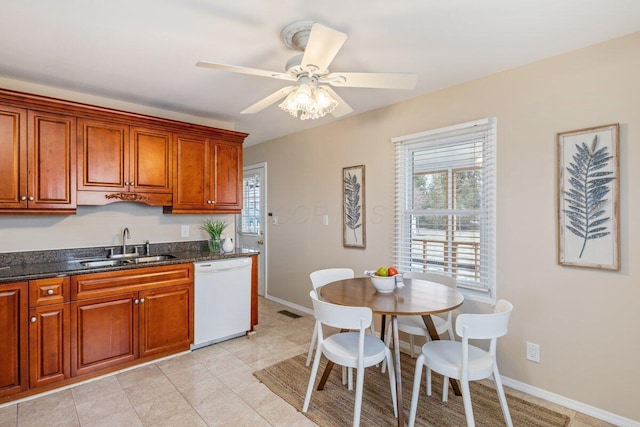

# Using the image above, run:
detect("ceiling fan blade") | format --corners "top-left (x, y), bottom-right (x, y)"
top-left (196, 61), bottom-right (296, 82)
top-left (323, 87), bottom-right (353, 118)
top-left (240, 86), bottom-right (296, 114)
top-left (322, 72), bottom-right (418, 90)
top-left (301, 23), bottom-right (347, 74)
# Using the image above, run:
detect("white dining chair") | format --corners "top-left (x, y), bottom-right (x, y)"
top-left (408, 299), bottom-right (514, 427)
top-left (306, 268), bottom-right (356, 366)
top-left (381, 272), bottom-right (457, 376)
top-left (303, 290), bottom-right (397, 427)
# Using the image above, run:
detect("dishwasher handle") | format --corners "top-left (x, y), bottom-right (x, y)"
top-left (196, 264), bottom-right (249, 272)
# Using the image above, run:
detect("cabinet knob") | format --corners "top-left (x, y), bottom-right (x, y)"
top-left (134, 299), bottom-right (139, 304)
top-left (130, 182), bottom-right (134, 186)
top-left (28, 196), bottom-right (34, 201)
top-left (30, 317), bottom-right (37, 323)
top-left (47, 289), bottom-right (54, 295)
top-left (140, 298), bottom-right (145, 303)
top-left (20, 196), bottom-right (27, 201)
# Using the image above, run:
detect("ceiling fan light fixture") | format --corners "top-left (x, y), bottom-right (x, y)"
top-left (278, 84), bottom-right (338, 120)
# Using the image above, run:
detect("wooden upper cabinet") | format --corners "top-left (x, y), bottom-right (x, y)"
top-left (0, 106), bottom-right (27, 210)
top-left (214, 140), bottom-right (242, 209)
top-left (77, 119), bottom-right (172, 206)
top-left (77, 119), bottom-right (129, 191)
top-left (130, 127), bottom-right (172, 193)
top-left (167, 134), bottom-right (242, 213)
top-left (0, 107), bottom-right (76, 213)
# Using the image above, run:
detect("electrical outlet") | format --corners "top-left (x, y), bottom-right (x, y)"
top-left (526, 341), bottom-right (540, 363)
top-left (181, 225), bottom-right (190, 237)
top-left (322, 215), bottom-right (329, 226)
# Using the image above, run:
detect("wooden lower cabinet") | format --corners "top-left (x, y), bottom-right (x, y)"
top-left (71, 292), bottom-right (138, 377)
top-left (29, 303), bottom-right (70, 388)
top-left (70, 264), bottom-right (194, 377)
top-left (0, 282), bottom-right (28, 398)
top-left (28, 277), bottom-right (70, 389)
top-left (139, 283), bottom-right (193, 358)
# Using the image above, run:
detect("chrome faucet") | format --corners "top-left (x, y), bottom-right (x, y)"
top-left (122, 227), bottom-right (130, 255)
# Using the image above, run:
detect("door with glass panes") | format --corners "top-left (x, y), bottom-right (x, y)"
top-left (237, 164), bottom-right (266, 295)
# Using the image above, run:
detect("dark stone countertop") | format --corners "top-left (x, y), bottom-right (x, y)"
top-left (0, 241), bottom-right (259, 284)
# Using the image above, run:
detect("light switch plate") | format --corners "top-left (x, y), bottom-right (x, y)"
top-left (181, 225), bottom-right (190, 237)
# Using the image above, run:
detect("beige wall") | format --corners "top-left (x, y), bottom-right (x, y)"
top-left (245, 32), bottom-right (640, 421)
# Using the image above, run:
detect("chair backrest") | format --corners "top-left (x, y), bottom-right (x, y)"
top-left (402, 271), bottom-right (457, 289)
top-left (455, 299), bottom-right (513, 340)
top-left (309, 290), bottom-right (372, 331)
top-left (310, 268), bottom-right (355, 291)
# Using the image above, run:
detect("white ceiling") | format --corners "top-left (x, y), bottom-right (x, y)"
top-left (1, 1), bottom-right (639, 146)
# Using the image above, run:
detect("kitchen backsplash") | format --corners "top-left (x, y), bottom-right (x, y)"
top-left (0, 203), bottom-right (235, 253)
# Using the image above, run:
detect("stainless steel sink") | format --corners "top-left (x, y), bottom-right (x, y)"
top-left (79, 254), bottom-right (176, 268)
top-left (80, 259), bottom-right (125, 267)
top-left (128, 255), bottom-right (176, 264)
top-left (109, 253), bottom-right (141, 259)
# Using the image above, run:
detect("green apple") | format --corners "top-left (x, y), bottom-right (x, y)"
top-left (375, 266), bottom-right (389, 277)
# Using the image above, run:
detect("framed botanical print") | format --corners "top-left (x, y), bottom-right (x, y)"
top-left (557, 123), bottom-right (620, 270)
top-left (343, 165), bottom-right (366, 248)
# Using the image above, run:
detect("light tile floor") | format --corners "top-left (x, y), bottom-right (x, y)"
top-left (0, 297), bottom-right (616, 426)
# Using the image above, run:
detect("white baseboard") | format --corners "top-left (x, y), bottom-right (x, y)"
top-left (265, 293), bottom-right (314, 316)
top-left (266, 296), bottom-right (639, 427)
top-left (500, 376), bottom-right (639, 427)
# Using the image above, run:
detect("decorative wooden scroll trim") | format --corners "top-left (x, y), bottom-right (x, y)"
top-left (105, 193), bottom-right (151, 202)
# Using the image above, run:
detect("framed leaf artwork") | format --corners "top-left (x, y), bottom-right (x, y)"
top-left (343, 165), bottom-right (366, 248)
top-left (557, 123), bottom-right (620, 270)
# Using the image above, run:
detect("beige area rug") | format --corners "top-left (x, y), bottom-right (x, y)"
top-left (254, 353), bottom-right (570, 427)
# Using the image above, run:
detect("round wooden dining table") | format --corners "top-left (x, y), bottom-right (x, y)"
top-left (319, 276), bottom-right (464, 427)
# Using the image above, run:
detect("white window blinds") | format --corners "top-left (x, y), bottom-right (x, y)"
top-left (393, 118), bottom-right (497, 302)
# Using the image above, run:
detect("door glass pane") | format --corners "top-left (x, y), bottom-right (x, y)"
top-left (241, 173), bottom-right (260, 234)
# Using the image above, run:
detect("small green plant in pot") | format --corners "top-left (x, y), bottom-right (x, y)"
top-left (200, 218), bottom-right (228, 253)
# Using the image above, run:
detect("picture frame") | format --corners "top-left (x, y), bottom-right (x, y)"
top-left (343, 165), bottom-right (366, 248)
top-left (557, 123), bottom-right (620, 270)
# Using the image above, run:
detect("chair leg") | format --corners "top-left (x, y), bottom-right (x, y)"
top-left (303, 347), bottom-right (323, 412)
top-left (353, 364), bottom-right (365, 427)
top-left (492, 368), bottom-right (513, 427)
top-left (408, 354), bottom-right (425, 427)
top-left (306, 323), bottom-right (318, 366)
top-left (442, 376), bottom-right (449, 402)
top-left (460, 378), bottom-right (475, 427)
top-left (409, 334), bottom-right (415, 358)
top-left (385, 350), bottom-right (398, 417)
top-left (348, 367), bottom-right (354, 391)
top-left (381, 323), bottom-right (392, 373)
top-left (426, 367), bottom-right (432, 396)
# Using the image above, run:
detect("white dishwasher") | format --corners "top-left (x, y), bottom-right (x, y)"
top-left (192, 257), bottom-right (252, 350)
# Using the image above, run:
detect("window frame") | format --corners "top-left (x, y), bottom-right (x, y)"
top-left (392, 118), bottom-right (497, 304)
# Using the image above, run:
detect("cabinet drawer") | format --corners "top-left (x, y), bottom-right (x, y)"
top-left (29, 277), bottom-right (69, 306)
top-left (71, 263), bottom-right (193, 300)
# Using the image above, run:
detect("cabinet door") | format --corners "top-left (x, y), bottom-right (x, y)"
top-left (130, 127), bottom-right (172, 194)
top-left (172, 133), bottom-right (211, 210)
top-left (212, 141), bottom-right (242, 210)
top-left (28, 111), bottom-right (76, 209)
top-left (139, 283), bottom-right (193, 358)
top-left (0, 282), bottom-right (28, 398)
top-left (71, 293), bottom-right (138, 376)
top-left (28, 303), bottom-right (70, 388)
top-left (0, 106), bottom-right (27, 209)
top-left (77, 118), bottom-right (129, 191)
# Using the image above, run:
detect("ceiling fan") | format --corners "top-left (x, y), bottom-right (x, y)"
top-left (196, 21), bottom-right (418, 120)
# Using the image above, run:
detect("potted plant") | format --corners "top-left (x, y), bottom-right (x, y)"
top-left (200, 218), bottom-right (228, 253)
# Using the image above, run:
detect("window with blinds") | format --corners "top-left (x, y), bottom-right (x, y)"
top-left (392, 118), bottom-right (497, 302)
